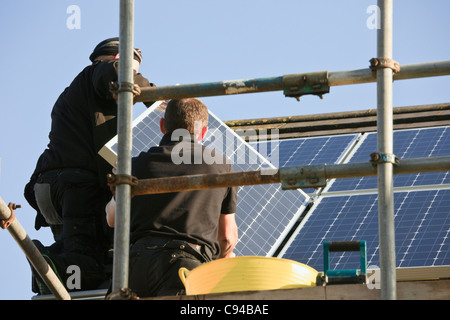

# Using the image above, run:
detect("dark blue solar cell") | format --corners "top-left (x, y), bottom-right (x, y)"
top-left (280, 189), bottom-right (450, 271)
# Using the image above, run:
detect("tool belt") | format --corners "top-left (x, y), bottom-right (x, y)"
top-left (133, 236), bottom-right (213, 263)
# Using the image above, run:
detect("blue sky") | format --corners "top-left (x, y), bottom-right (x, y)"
top-left (0, 0), bottom-right (449, 300)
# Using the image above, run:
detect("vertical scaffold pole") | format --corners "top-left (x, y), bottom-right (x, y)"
top-left (377, 0), bottom-right (397, 300)
top-left (112, 0), bottom-right (134, 293)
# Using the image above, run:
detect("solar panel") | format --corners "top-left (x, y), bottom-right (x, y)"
top-left (279, 189), bottom-right (450, 271)
top-left (252, 134), bottom-right (359, 168)
top-left (275, 126), bottom-right (450, 271)
top-left (251, 134), bottom-right (359, 193)
top-left (329, 126), bottom-right (450, 192)
top-left (99, 101), bottom-right (310, 257)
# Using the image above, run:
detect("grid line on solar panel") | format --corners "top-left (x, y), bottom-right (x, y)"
top-left (328, 126), bottom-right (450, 192)
top-left (100, 102), bottom-right (309, 257)
top-left (279, 189), bottom-right (450, 271)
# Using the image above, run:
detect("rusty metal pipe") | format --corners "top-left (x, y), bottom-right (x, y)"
top-left (113, 0), bottom-right (135, 293)
top-left (132, 170), bottom-right (280, 196)
top-left (135, 61), bottom-right (450, 103)
top-left (135, 76), bottom-right (284, 102)
top-left (130, 156), bottom-right (450, 195)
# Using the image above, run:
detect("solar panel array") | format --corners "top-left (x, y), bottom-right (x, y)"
top-left (278, 126), bottom-right (450, 272)
top-left (100, 102), bottom-right (309, 257)
top-left (280, 190), bottom-right (450, 271)
top-left (329, 127), bottom-right (450, 192)
top-left (252, 134), bottom-right (359, 194)
top-left (254, 134), bottom-right (359, 169)
top-left (100, 103), bottom-right (450, 271)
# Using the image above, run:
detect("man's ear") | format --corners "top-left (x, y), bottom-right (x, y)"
top-left (159, 118), bottom-right (166, 134)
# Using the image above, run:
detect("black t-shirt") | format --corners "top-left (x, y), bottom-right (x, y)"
top-left (130, 133), bottom-right (238, 258)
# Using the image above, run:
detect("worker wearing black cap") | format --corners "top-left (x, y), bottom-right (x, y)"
top-left (24, 37), bottom-right (155, 295)
top-left (89, 37), bottom-right (143, 63)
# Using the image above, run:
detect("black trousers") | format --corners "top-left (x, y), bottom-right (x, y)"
top-left (129, 237), bottom-right (212, 298)
top-left (32, 168), bottom-right (112, 293)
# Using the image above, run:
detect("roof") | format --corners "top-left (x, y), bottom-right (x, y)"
top-left (224, 102), bottom-right (450, 140)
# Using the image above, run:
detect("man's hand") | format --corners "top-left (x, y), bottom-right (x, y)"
top-left (217, 213), bottom-right (238, 259)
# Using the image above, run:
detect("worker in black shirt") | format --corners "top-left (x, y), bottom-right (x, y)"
top-left (24, 37), bottom-right (155, 294)
top-left (106, 98), bottom-right (239, 298)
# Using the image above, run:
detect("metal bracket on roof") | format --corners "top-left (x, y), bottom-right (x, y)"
top-left (283, 71), bottom-right (329, 101)
top-left (280, 164), bottom-right (327, 190)
top-left (370, 152), bottom-right (399, 166)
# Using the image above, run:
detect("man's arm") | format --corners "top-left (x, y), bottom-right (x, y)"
top-left (105, 197), bottom-right (115, 228)
top-left (92, 60), bottom-right (119, 100)
top-left (217, 213), bottom-right (238, 258)
top-left (91, 60), bottom-right (154, 100)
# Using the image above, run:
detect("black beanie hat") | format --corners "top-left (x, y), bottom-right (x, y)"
top-left (89, 37), bottom-right (143, 63)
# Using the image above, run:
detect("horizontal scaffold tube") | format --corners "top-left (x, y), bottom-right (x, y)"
top-left (135, 60), bottom-right (450, 102)
top-left (0, 197), bottom-right (71, 300)
top-left (131, 156), bottom-right (450, 196)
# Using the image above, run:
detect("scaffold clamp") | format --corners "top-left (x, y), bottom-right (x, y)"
top-left (106, 287), bottom-right (139, 300)
top-left (370, 152), bottom-right (399, 165)
top-left (283, 71), bottom-right (330, 101)
top-left (109, 81), bottom-right (142, 101)
top-left (107, 173), bottom-right (139, 196)
top-left (280, 164), bottom-right (327, 190)
top-left (0, 202), bottom-right (20, 229)
top-left (369, 57), bottom-right (401, 74)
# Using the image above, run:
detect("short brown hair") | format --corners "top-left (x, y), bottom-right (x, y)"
top-left (164, 98), bottom-right (209, 134)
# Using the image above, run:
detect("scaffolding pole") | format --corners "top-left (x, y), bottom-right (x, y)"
top-left (0, 197), bottom-right (71, 300)
top-left (134, 60), bottom-right (450, 103)
top-left (123, 156), bottom-right (450, 196)
top-left (376, 0), bottom-right (396, 300)
top-left (112, 0), bottom-right (134, 293)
